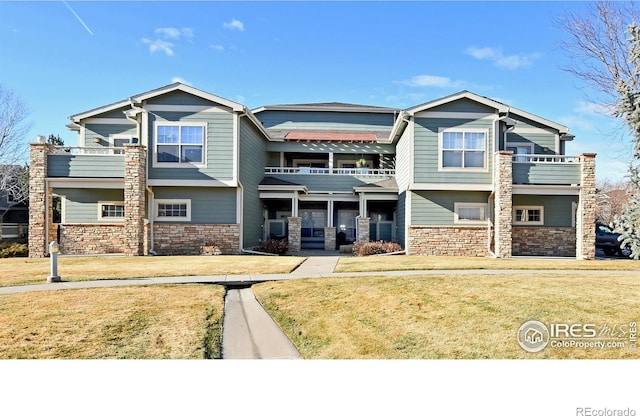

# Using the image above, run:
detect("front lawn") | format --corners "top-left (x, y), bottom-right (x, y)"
top-left (0, 284), bottom-right (225, 359)
top-left (0, 255), bottom-right (305, 287)
top-left (254, 273), bottom-right (640, 359)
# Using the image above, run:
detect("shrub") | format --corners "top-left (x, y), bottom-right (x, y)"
top-left (0, 242), bottom-right (29, 258)
top-left (254, 239), bottom-right (289, 255)
top-left (352, 241), bottom-right (402, 256)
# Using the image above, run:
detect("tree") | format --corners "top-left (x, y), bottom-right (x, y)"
top-left (47, 134), bottom-right (64, 146)
top-left (557, 2), bottom-right (640, 258)
top-left (596, 178), bottom-right (631, 225)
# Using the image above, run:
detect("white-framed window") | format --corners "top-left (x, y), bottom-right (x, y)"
top-left (98, 201), bottom-right (125, 222)
top-left (506, 142), bottom-right (534, 162)
top-left (154, 122), bottom-right (206, 166)
top-left (155, 199), bottom-right (191, 222)
top-left (109, 135), bottom-right (132, 154)
top-left (513, 206), bottom-right (544, 225)
top-left (454, 202), bottom-right (488, 224)
top-left (439, 129), bottom-right (488, 171)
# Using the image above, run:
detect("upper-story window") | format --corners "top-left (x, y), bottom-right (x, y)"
top-left (439, 129), bottom-right (487, 171)
top-left (155, 122), bottom-right (206, 166)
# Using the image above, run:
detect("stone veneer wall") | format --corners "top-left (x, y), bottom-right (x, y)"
top-left (577, 153), bottom-right (597, 259)
top-left (494, 151), bottom-right (513, 258)
top-left (124, 144), bottom-right (147, 256)
top-left (324, 227), bottom-right (336, 251)
top-left (356, 217), bottom-right (370, 243)
top-left (512, 226), bottom-right (576, 257)
top-left (28, 142), bottom-right (55, 257)
top-left (59, 224), bottom-right (127, 255)
top-left (408, 226), bottom-right (488, 256)
top-left (152, 223), bottom-right (240, 255)
top-left (287, 217), bottom-right (301, 253)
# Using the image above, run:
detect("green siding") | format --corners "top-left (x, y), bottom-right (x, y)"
top-left (397, 191), bottom-right (407, 248)
top-left (513, 163), bottom-right (581, 185)
top-left (147, 90), bottom-right (229, 107)
top-left (239, 118), bottom-right (268, 248)
top-left (153, 187), bottom-right (236, 224)
top-left (48, 154), bottom-right (125, 178)
top-left (428, 98), bottom-right (496, 113)
top-left (59, 188), bottom-right (125, 223)
top-left (84, 123), bottom-right (137, 147)
top-left (411, 190), bottom-right (490, 226)
top-left (513, 195), bottom-right (577, 227)
top-left (506, 132), bottom-right (557, 154)
top-left (147, 111), bottom-right (234, 181)
top-left (413, 117), bottom-right (493, 184)
top-left (395, 126), bottom-right (411, 190)
top-left (257, 111), bottom-right (395, 131)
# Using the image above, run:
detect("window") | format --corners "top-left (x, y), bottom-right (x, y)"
top-left (155, 123), bottom-right (205, 165)
top-left (98, 202), bottom-right (125, 221)
top-left (507, 143), bottom-right (533, 162)
top-left (440, 129), bottom-right (487, 170)
top-left (110, 135), bottom-right (132, 154)
top-left (454, 203), bottom-right (488, 224)
top-left (155, 199), bottom-right (191, 221)
top-left (513, 206), bottom-right (544, 225)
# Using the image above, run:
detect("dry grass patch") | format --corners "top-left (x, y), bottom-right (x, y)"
top-left (0, 284), bottom-right (225, 359)
top-left (0, 255), bottom-right (304, 287)
top-left (254, 273), bottom-right (640, 359)
top-left (335, 255), bottom-right (640, 273)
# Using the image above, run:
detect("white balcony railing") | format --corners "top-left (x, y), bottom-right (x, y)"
top-left (264, 167), bottom-right (395, 176)
top-left (512, 154), bottom-right (580, 163)
top-left (50, 146), bottom-right (125, 155)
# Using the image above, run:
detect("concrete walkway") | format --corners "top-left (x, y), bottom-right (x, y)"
top-left (1, 255), bottom-right (638, 360)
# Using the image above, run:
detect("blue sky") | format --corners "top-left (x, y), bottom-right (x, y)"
top-left (0, 1), bottom-right (635, 181)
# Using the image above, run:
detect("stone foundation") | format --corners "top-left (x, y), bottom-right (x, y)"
top-left (59, 224), bottom-right (127, 255)
top-left (356, 217), bottom-right (370, 243)
top-left (287, 217), bottom-right (301, 253)
top-left (408, 226), bottom-right (488, 256)
top-left (512, 226), bottom-right (576, 257)
top-left (153, 223), bottom-right (240, 255)
top-left (324, 227), bottom-right (336, 251)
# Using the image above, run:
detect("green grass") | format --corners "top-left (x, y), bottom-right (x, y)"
top-left (254, 273), bottom-right (640, 359)
top-left (0, 255), bottom-right (305, 287)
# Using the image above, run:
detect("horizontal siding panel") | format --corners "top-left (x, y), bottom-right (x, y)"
top-left (513, 163), bottom-right (580, 185)
top-left (59, 188), bottom-right (124, 223)
top-left (239, 118), bottom-right (267, 247)
top-left (426, 98), bottom-right (496, 113)
top-left (411, 190), bottom-right (490, 226)
top-left (153, 187), bottom-right (236, 224)
top-left (48, 155), bottom-right (125, 178)
top-left (266, 174), bottom-right (393, 193)
top-left (513, 194), bottom-right (578, 227)
top-left (507, 132), bottom-right (557, 153)
top-left (147, 90), bottom-right (232, 108)
top-left (257, 111), bottom-right (395, 131)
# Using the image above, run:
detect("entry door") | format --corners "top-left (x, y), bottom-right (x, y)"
top-left (300, 209), bottom-right (326, 249)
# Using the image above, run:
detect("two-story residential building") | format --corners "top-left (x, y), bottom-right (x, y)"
top-left (28, 83), bottom-right (596, 258)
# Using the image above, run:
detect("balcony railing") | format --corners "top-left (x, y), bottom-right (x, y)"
top-left (264, 167), bottom-right (395, 176)
top-left (51, 146), bottom-right (125, 155)
top-left (512, 154), bottom-right (579, 163)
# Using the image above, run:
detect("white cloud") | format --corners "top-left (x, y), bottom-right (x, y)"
top-left (223, 19), bottom-right (245, 31)
top-left (397, 75), bottom-right (463, 88)
top-left (142, 38), bottom-right (174, 56)
top-left (466, 46), bottom-right (540, 70)
top-left (210, 44), bottom-right (225, 52)
top-left (171, 77), bottom-right (191, 85)
top-left (155, 27), bottom-right (193, 40)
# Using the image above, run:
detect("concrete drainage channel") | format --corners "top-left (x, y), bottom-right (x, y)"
top-left (220, 283), bottom-right (302, 359)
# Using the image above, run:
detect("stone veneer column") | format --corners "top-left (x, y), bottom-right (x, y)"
top-left (124, 144), bottom-right (147, 256)
top-left (577, 153), bottom-right (597, 259)
top-left (356, 217), bottom-right (370, 243)
top-left (28, 142), bottom-right (55, 258)
top-left (287, 217), bottom-right (301, 253)
top-left (494, 151), bottom-right (513, 258)
top-left (324, 227), bottom-right (336, 251)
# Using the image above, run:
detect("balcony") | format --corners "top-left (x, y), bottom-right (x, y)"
top-left (47, 147), bottom-right (125, 178)
top-left (512, 155), bottom-right (581, 186)
top-left (263, 167), bottom-right (396, 192)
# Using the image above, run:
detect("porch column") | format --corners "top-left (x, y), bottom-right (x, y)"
top-left (356, 216), bottom-right (370, 243)
top-left (494, 151), bottom-right (513, 258)
top-left (324, 227), bottom-right (336, 251)
top-left (28, 141), bottom-right (55, 258)
top-left (124, 144), bottom-right (147, 256)
top-left (577, 153), bottom-right (597, 259)
top-left (287, 217), bottom-right (301, 253)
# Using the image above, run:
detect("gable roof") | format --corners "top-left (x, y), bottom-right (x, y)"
top-left (69, 82), bottom-right (245, 123)
top-left (253, 102), bottom-right (399, 114)
top-left (406, 90), bottom-right (569, 134)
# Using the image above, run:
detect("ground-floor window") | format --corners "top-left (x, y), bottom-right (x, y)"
top-left (98, 201), bottom-right (125, 221)
top-left (513, 206), bottom-right (544, 225)
top-left (155, 199), bottom-right (191, 221)
top-left (454, 202), bottom-right (488, 224)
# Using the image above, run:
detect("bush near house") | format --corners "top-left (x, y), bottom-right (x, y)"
top-left (353, 241), bottom-right (402, 256)
top-left (0, 242), bottom-right (28, 258)
top-left (254, 239), bottom-right (289, 255)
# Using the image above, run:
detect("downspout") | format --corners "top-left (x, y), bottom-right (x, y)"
top-left (236, 112), bottom-right (247, 251)
top-left (147, 185), bottom-right (155, 255)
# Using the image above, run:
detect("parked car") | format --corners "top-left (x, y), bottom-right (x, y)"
top-left (595, 222), bottom-right (630, 257)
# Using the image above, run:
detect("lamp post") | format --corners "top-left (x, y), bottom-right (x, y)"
top-left (48, 241), bottom-right (61, 283)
